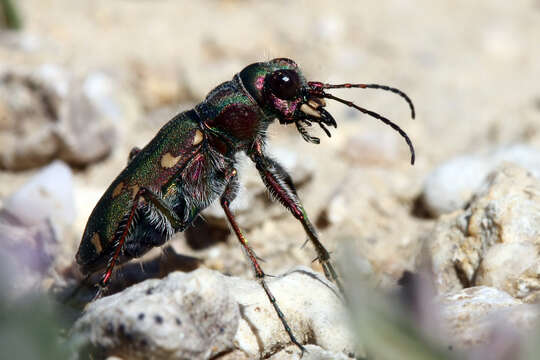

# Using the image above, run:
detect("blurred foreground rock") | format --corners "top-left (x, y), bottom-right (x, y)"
top-left (0, 211), bottom-right (57, 299)
top-left (438, 286), bottom-right (539, 349)
top-left (0, 65), bottom-right (122, 170)
top-left (0, 161), bottom-right (76, 299)
top-left (74, 267), bottom-right (353, 360)
top-left (425, 165), bottom-right (540, 301)
top-left (2, 160), bottom-right (75, 227)
top-left (421, 145), bottom-right (540, 217)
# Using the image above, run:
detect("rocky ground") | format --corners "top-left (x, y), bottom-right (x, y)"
top-left (1, 1), bottom-right (540, 359)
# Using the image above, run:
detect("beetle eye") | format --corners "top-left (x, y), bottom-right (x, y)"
top-left (267, 70), bottom-right (300, 100)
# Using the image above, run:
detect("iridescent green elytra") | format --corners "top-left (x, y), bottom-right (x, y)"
top-left (76, 58), bottom-right (415, 351)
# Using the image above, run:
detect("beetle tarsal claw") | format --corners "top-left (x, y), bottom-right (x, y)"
top-left (300, 103), bottom-right (321, 118)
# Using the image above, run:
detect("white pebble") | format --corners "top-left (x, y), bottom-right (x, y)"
top-left (4, 160), bottom-right (75, 227)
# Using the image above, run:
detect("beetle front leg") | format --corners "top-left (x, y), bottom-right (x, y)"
top-left (251, 152), bottom-right (345, 295)
top-left (220, 170), bottom-right (306, 353)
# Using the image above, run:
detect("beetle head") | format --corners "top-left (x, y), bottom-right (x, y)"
top-left (239, 58), bottom-right (335, 143)
top-left (239, 58), bottom-right (416, 164)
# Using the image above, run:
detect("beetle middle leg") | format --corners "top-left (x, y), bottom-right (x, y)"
top-left (220, 170), bottom-right (306, 353)
top-left (96, 186), bottom-right (183, 298)
top-left (251, 152), bottom-right (345, 295)
top-left (127, 147), bottom-right (141, 164)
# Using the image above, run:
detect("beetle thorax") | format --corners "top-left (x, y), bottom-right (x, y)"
top-left (197, 78), bottom-right (270, 153)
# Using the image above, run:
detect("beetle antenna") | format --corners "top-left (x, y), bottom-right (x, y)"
top-left (323, 92), bottom-right (415, 165)
top-left (309, 82), bottom-right (415, 119)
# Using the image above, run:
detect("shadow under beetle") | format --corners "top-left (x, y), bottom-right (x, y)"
top-left (76, 58), bottom-right (415, 351)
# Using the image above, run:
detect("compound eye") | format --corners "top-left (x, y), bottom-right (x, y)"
top-left (267, 69), bottom-right (300, 100)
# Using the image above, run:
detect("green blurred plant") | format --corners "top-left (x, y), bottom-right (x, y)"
top-left (0, 295), bottom-right (74, 359)
top-left (338, 241), bottom-right (454, 360)
top-left (0, 0), bottom-right (23, 30)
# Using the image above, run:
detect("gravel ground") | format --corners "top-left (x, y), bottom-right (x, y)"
top-left (1, 1), bottom-right (540, 359)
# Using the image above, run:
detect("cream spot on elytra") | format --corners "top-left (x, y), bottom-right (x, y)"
top-left (91, 233), bottom-right (103, 254)
top-left (193, 129), bottom-right (204, 145)
top-left (112, 181), bottom-right (124, 198)
top-left (130, 184), bottom-right (140, 199)
top-left (160, 152), bottom-right (181, 169)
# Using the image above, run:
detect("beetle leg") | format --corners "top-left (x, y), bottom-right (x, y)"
top-left (251, 153), bottom-right (345, 295)
top-left (140, 186), bottom-right (184, 230)
top-left (220, 171), bottom-right (306, 353)
top-left (97, 186), bottom-right (183, 298)
top-left (295, 121), bottom-right (320, 144)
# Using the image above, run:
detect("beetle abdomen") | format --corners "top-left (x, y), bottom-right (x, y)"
top-left (123, 203), bottom-right (174, 258)
top-left (76, 110), bottom-right (203, 273)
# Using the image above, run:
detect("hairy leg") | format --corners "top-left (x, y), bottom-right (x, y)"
top-left (250, 151), bottom-right (344, 294)
top-left (220, 169), bottom-right (305, 353)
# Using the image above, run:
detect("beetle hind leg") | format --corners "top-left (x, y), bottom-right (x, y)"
top-left (123, 205), bottom-right (172, 258)
top-left (95, 187), bottom-right (184, 299)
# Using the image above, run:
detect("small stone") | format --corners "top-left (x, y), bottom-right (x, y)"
top-left (33, 64), bottom-right (70, 97)
top-left (73, 267), bottom-right (354, 360)
top-left (425, 165), bottom-right (540, 300)
top-left (0, 211), bottom-right (58, 299)
top-left (232, 267), bottom-right (353, 358)
top-left (3, 160), bottom-right (75, 227)
top-left (0, 65), bottom-right (63, 170)
top-left (83, 72), bottom-right (123, 121)
top-left (0, 66), bottom-right (122, 170)
top-left (0, 32), bottom-right (43, 52)
top-left (474, 242), bottom-right (540, 302)
top-left (437, 286), bottom-right (540, 349)
top-left (268, 344), bottom-right (353, 360)
top-left (421, 145), bottom-right (540, 216)
top-left (74, 268), bottom-right (239, 360)
top-left (57, 71), bottom-right (119, 166)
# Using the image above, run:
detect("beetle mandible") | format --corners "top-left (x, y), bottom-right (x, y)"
top-left (76, 58), bottom-right (415, 351)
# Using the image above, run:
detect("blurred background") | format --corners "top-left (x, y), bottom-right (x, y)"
top-left (1, 0), bottom-right (540, 359)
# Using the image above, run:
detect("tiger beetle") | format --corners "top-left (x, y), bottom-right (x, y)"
top-left (75, 58), bottom-right (415, 352)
